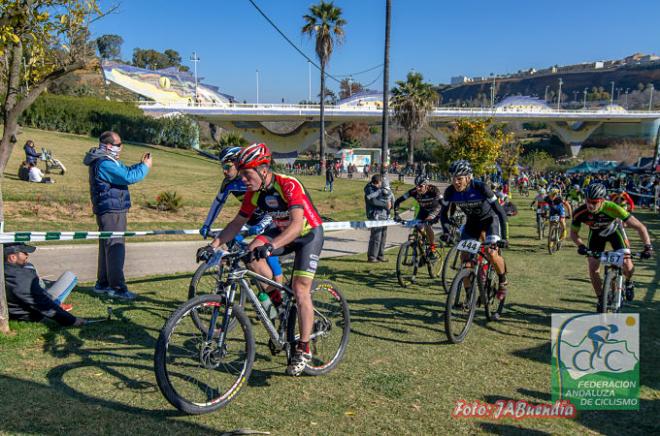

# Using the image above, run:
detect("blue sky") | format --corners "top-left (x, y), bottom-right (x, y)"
top-left (91, 0), bottom-right (660, 103)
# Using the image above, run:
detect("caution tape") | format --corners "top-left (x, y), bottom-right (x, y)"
top-left (0, 220), bottom-right (400, 244)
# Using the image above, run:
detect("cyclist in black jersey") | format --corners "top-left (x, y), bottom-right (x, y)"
top-left (439, 160), bottom-right (510, 300)
top-left (393, 174), bottom-right (443, 256)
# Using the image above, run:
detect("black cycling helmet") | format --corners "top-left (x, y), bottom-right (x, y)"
top-left (414, 174), bottom-right (430, 186)
top-left (585, 183), bottom-right (607, 200)
top-left (449, 159), bottom-right (472, 177)
top-left (218, 146), bottom-right (242, 163)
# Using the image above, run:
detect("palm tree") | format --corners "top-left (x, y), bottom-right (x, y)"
top-left (391, 72), bottom-right (437, 165)
top-left (217, 131), bottom-right (248, 152)
top-left (302, 1), bottom-right (346, 175)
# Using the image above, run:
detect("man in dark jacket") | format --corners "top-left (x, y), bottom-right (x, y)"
top-left (364, 174), bottom-right (394, 262)
top-left (83, 131), bottom-right (152, 300)
top-left (4, 243), bottom-right (85, 327)
top-left (324, 161), bottom-right (335, 192)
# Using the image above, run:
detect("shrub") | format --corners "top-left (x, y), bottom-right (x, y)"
top-left (147, 191), bottom-right (183, 212)
top-left (20, 95), bottom-right (199, 149)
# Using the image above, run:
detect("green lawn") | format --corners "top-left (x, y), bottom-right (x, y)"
top-left (3, 127), bottom-right (385, 233)
top-left (0, 208), bottom-right (658, 435)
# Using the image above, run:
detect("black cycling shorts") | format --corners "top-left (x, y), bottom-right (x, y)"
top-left (256, 226), bottom-right (324, 279)
top-left (460, 216), bottom-right (502, 245)
top-left (587, 228), bottom-right (629, 252)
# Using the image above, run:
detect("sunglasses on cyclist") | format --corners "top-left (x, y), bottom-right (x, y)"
top-left (586, 199), bottom-right (603, 205)
top-left (222, 163), bottom-right (234, 170)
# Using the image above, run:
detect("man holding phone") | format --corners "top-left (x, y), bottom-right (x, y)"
top-left (84, 131), bottom-right (152, 300)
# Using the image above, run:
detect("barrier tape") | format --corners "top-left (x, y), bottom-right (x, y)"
top-left (0, 219), bottom-right (400, 244)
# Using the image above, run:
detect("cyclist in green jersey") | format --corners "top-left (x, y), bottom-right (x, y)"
top-left (570, 183), bottom-right (653, 309)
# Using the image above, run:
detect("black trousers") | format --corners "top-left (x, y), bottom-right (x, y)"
top-left (96, 212), bottom-right (127, 291)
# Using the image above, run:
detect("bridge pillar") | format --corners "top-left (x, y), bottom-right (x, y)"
top-left (212, 120), bottom-right (336, 153)
top-left (547, 121), bottom-right (602, 157)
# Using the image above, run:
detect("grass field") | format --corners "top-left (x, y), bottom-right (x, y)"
top-left (0, 208), bottom-right (658, 435)
top-left (2, 127), bottom-right (385, 233)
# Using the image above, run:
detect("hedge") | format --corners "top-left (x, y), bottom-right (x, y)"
top-left (20, 95), bottom-right (199, 149)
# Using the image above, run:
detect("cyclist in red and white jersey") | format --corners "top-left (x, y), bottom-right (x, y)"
top-left (206, 143), bottom-right (324, 376)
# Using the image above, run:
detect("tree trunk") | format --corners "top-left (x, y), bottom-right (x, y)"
top-left (0, 181), bottom-right (7, 334)
top-left (319, 59), bottom-right (326, 176)
top-left (380, 0), bottom-right (391, 176)
top-left (407, 130), bottom-right (414, 165)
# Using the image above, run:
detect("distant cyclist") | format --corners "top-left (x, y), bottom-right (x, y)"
top-left (201, 143), bottom-right (324, 376)
top-left (439, 160), bottom-right (510, 300)
top-left (545, 187), bottom-right (567, 241)
top-left (393, 174), bottom-right (443, 257)
top-left (198, 146), bottom-right (283, 283)
top-left (609, 188), bottom-right (635, 212)
top-left (570, 183), bottom-right (653, 310)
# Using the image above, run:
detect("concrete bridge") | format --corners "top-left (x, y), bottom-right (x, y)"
top-left (141, 101), bottom-right (660, 156)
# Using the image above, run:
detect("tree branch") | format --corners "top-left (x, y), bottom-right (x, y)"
top-left (12, 58), bottom-right (89, 115)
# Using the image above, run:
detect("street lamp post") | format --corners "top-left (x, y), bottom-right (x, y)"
top-left (544, 85), bottom-right (549, 102)
top-left (610, 81), bottom-right (615, 105)
top-left (583, 87), bottom-right (588, 109)
top-left (557, 78), bottom-right (563, 110)
top-left (624, 88), bottom-right (629, 109)
top-left (307, 61), bottom-right (312, 102)
top-left (256, 69), bottom-right (260, 104)
top-left (190, 51), bottom-right (200, 104)
top-left (649, 84), bottom-right (655, 111)
top-left (491, 73), bottom-right (496, 109)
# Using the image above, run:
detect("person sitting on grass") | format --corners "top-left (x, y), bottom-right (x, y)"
top-left (27, 162), bottom-right (54, 184)
top-left (4, 243), bottom-right (85, 327)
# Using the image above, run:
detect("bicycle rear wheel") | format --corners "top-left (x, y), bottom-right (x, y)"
top-left (396, 241), bottom-right (419, 287)
top-left (298, 280), bottom-right (351, 376)
top-left (445, 269), bottom-right (478, 344)
top-left (154, 294), bottom-right (255, 414)
top-left (441, 245), bottom-right (460, 294)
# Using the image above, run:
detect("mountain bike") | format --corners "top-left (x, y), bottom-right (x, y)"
top-left (583, 248), bottom-right (642, 313)
top-left (445, 239), bottom-right (506, 344)
top-left (547, 215), bottom-right (562, 254)
top-left (396, 219), bottom-right (444, 287)
top-left (154, 247), bottom-right (350, 415)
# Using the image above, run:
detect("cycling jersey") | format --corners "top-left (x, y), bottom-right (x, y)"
top-left (239, 173), bottom-right (322, 236)
top-left (394, 185), bottom-right (443, 221)
top-left (609, 192), bottom-right (635, 212)
top-left (440, 180), bottom-right (508, 240)
top-left (544, 196), bottom-right (566, 217)
top-left (571, 201), bottom-right (630, 233)
top-left (530, 194), bottom-right (549, 213)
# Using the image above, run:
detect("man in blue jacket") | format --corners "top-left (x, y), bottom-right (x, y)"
top-left (83, 131), bottom-right (152, 300)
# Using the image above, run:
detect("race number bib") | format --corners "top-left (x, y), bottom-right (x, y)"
top-left (550, 215), bottom-right (561, 222)
top-left (604, 252), bottom-right (625, 267)
top-left (457, 239), bottom-right (481, 254)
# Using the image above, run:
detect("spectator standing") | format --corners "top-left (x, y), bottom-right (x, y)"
top-left (364, 174), bottom-right (393, 262)
top-left (324, 161), bottom-right (335, 192)
top-left (83, 131), bottom-right (152, 300)
top-left (4, 243), bottom-right (85, 327)
top-left (23, 140), bottom-right (40, 165)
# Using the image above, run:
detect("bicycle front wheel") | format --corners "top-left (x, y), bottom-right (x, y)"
top-left (396, 241), bottom-right (419, 287)
top-left (300, 280), bottom-right (351, 376)
top-left (445, 269), bottom-right (478, 344)
top-left (154, 294), bottom-right (255, 414)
